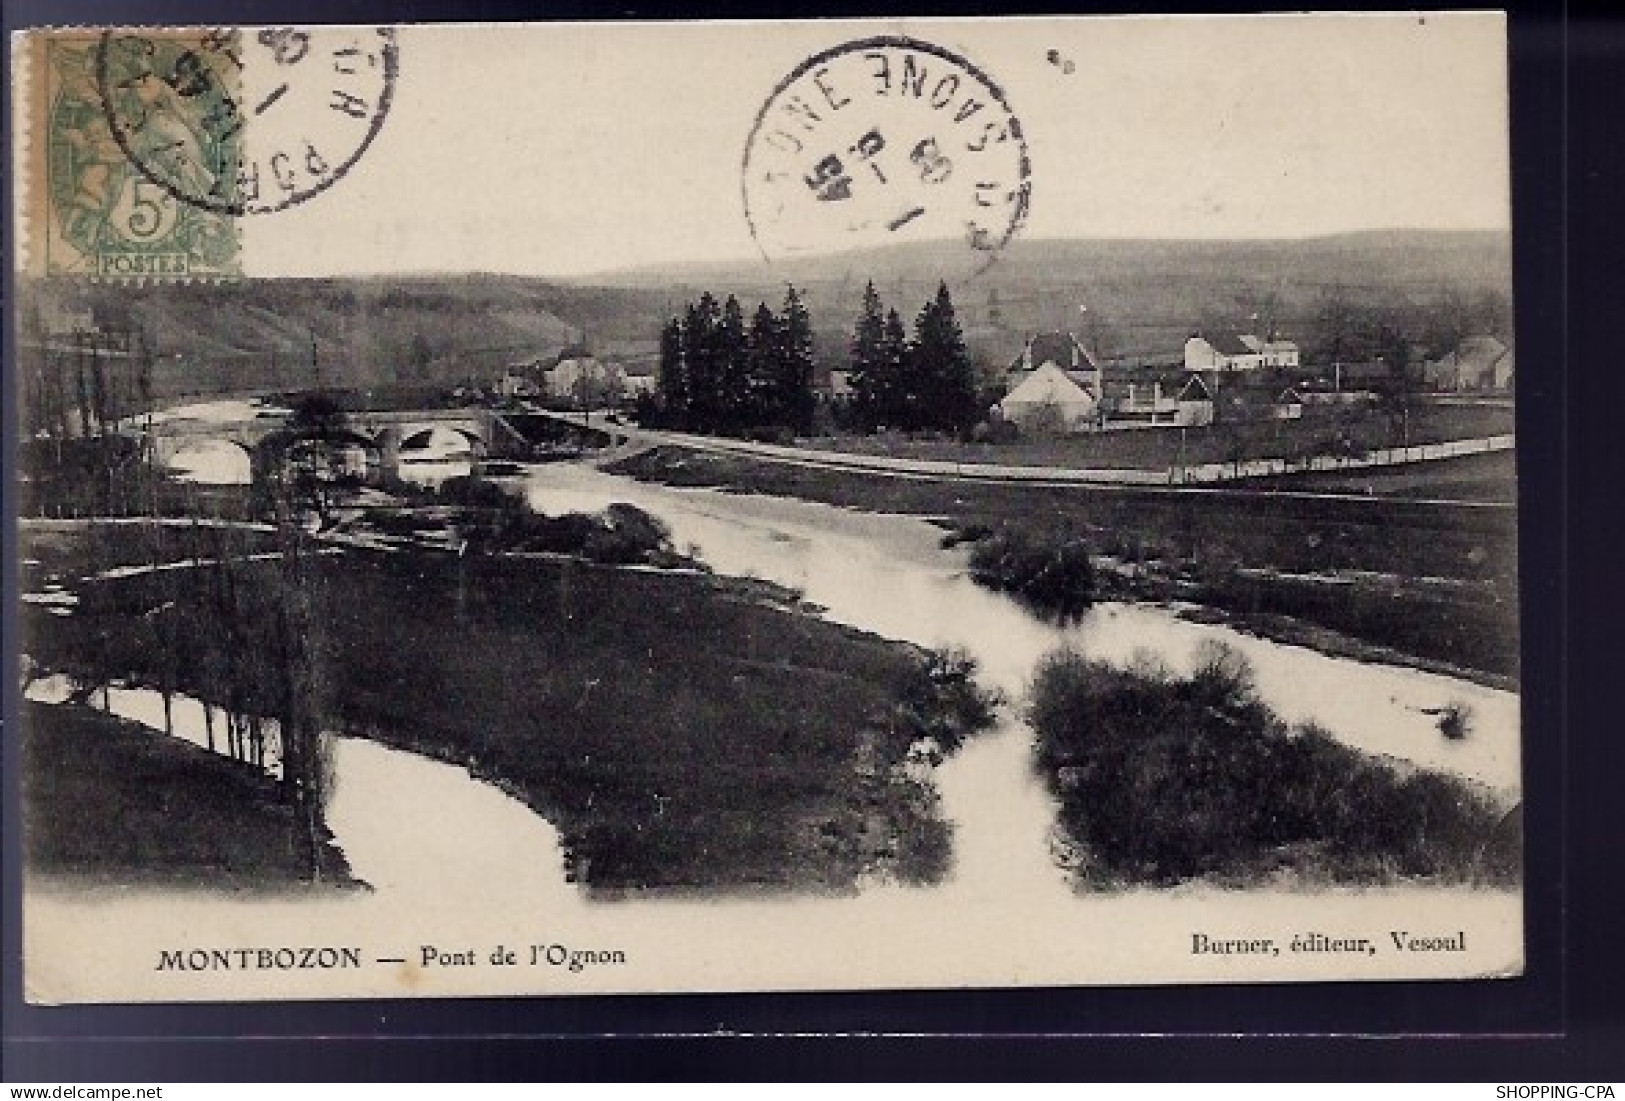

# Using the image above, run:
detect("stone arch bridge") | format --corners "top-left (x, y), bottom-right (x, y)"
top-left (139, 407), bottom-right (527, 473)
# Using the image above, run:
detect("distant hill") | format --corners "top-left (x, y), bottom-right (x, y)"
top-left (20, 275), bottom-right (674, 400)
top-left (19, 230), bottom-right (1512, 400)
top-left (583, 229), bottom-right (1514, 365)
top-left (589, 229), bottom-right (1511, 292)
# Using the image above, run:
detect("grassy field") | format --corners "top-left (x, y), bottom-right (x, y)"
top-left (1250, 448), bottom-right (1516, 503)
top-left (1028, 646), bottom-right (1520, 887)
top-left (21, 525), bottom-right (997, 893)
top-left (20, 518), bottom-right (280, 583)
top-left (20, 701), bottom-right (353, 888)
top-left (609, 446), bottom-right (1520, 684)
top-left (804, 404), bottom-right (1515, 471)
top-left (312, 552), bottom-right (986, 891)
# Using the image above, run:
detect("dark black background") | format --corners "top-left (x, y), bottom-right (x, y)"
top-left (4, 0), bottom-right (1617, 1081)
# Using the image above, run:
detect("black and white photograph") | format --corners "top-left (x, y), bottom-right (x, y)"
top-left (10, 14), bottom-right (1523, 1002)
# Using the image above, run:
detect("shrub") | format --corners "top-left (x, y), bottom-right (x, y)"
top-left (985, 417), bottom-right (1021, 444)
top-left (436, 475), bottom-right (514, 509)
top-left (939, 522), bottom-right (993, 549)
top-left (580, 504), bottom-right (674, 565)
top-left (1187, 638), bottom-right (1260, 713)
top-left (1437, 700), bottom-right (1474, 741)
top-left (967, 526), bottom-right (1096, 623)
top-left (886, 646), bottom-right (1003, 756)
top-left (741, 425), bottom-right (797, 445)
top-left (1026, 644), bottom-right (1519, 887)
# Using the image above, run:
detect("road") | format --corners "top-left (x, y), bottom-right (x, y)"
top-left (529, 409), bottom-right (1516, 512)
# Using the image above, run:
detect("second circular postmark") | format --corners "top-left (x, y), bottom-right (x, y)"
top-left (742, 36), bottom-right (1032, 277)
top-left (97, 26), bottom-right (398, 216)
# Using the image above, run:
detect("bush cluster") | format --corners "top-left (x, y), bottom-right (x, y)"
top-left (479, 501), bottom-right (678, 566)
top-left (1027, 641), bottom-right (1519, 886)
top-left (965, 526), bottom-right (1096, 623)
top-left (884, 646), bottom-right (1004, 757)
top-left (374, 476), bottom-right (682, 567)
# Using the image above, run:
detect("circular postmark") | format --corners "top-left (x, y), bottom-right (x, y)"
top-left (742, 36), bottom-right (1031, 277)
top-left (97, 26), bottom-right (397, 216)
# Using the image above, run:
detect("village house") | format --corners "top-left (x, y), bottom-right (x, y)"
top-left (1104, 370), bottom-right (1216, 429)
top-left (544, 345), bottom-right (624, 405)
top-left (996, 332), bottom-right (1103, 433)
top-left (1006, 330), bottom-right (1100, 381)
top-left (1294, 359), bottom-right (1397, 405)
top-left (497, 368), bottom-right (540, 399)
top-left (1426, 335), bottom-right (1515, 392)
top-left (1204, 371), bottom-right (1310, 421)
top-left (1000, 363), bottom-right (1101, 433)
top-left (1184, 332), bottom-right (1300, 372)
top-left (619, 360), bottom-right (658, 398)
top-left (503, 344), bottom-right (630, 407)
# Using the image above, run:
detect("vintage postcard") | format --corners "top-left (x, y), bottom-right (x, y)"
top-left (10, 15), bottom-right (1522, 1003)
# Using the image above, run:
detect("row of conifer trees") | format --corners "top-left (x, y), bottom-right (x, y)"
top-left (846, 281), bottom-right (981, 433)
top-left (650, 280), bottom-right (985, 437)
top-left (654, 287), bottom-right (817, 436)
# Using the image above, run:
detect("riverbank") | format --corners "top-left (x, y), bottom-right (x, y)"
top-left (20, 701), bottom-right (354, 889)
top-left (329, 552), bottom-right (997, 892)
top-left (608, 446), bottom-right (1519, 685)
top-left (15, 472), bottom-right (1527, 998)
top-left (20, 519), bottom-right (999, 893)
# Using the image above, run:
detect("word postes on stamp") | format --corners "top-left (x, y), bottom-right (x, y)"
top-left (742, 36), bottom-right (1031, 278)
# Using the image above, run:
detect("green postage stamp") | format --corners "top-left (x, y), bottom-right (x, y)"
top-left (36, 30), bottom-right (242, 278)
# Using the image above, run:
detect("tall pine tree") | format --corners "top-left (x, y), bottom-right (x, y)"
top-left (682, 292), bottom-right (722, 433)
top-left (911, 282), bottom-right (978, 432)
top-left (774, 285), bottom-right (816, 434)
top-left (746, 302), bottom-right (780, 430)
top-left (880, 308), bottom-right (911, 430)
top-left (656, 317), bottom-right (686, 427)
top-left (849, 281), bottom-right (887, 430)
top-left (717, 295), bottom-right (750, 434)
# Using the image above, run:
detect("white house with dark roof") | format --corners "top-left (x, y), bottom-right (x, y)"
top-left (620, 360), bottom-right (658, 397)
top-left (1185, 332), bottom-right (1299, 372)
top-left (998, 331), bottom-right (1105, 433)
top-left (999, 363), bottom-right (1101, 433)
top-left (544, 344), bottom-right (624, 405)
top-left (1107, 372), bottom-right (1216, 428)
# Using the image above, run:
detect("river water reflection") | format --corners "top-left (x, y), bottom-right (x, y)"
top-left (522, 464), bottom-right (1521, 798)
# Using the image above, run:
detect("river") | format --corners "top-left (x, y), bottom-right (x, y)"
top-left (518, 464), bottom-right (1521, 799)
top-left (21, 464), bottom-right (1525, 999)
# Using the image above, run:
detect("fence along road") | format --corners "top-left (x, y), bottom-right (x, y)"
top-left (537, 410), bottom-right (1516, 511)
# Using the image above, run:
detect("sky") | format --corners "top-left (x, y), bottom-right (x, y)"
top-left (239, 13), bottom-right (1511, 280)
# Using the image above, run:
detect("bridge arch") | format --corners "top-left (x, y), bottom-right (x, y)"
top-left (162, 437), bottom-right (255, 485)
top-left (394, 423), bottom-right (488, 457)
